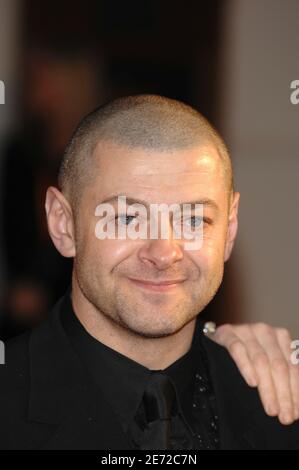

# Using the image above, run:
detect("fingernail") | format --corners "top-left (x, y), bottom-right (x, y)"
top-left (246, 374), bottom-right (257, 387)
top-left (247, 377), bottom-right (256, 387)
top-left (280, 412), bottom-right (293, 425)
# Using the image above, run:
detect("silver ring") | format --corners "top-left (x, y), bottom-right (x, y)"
top-left (203, 321), bottom-right (217, 336)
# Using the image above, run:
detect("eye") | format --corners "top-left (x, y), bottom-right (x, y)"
top-left (116, 214), bottom-right (136, 225)
top-left (183, 216), bottom-right (204, 228)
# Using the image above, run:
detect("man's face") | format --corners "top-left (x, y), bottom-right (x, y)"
top-left (73, 141), bottom-right (236, 338)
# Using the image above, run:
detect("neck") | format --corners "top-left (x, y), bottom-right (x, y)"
top-left (71, 276), bottom-right (197, 370)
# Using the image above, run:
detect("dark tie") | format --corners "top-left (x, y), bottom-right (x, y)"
top-left (142, 371), bottom-right (175, 448)
top-left (131, 371), bottom-right (194, 450)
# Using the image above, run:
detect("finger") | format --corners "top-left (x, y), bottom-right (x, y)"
top-left (249, 324), bottom-right (295, 424)
top-left (213, 326), bottom-right (258, 386)
top-left (244, 337), bottom-right (280, 417)
top-left (276, 328), bottom-right (299, 421)
top-left (227, 339), bottom-right (259, 387)
top-left (218, 324), bottom-right (267, 386)
top-left (289, 365), bottom-right (299, 420)
top-left (271, 357), bottom-right (294, 425)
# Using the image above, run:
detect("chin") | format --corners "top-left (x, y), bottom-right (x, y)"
top-left (121, 312), bottom-right (189, 339)
top-left (129, 327), bottom-right (178, 339)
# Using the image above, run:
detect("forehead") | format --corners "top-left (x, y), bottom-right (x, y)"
top-left (90, 140), bottom-right (227, 204)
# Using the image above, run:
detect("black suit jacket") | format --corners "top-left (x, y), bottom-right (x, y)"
top-left (0, 294), bottom-right (298, 450)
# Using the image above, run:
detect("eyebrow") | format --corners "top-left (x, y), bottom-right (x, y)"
top-left (100, 194), bottom-right (220, 212)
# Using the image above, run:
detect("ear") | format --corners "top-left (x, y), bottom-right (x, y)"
top-left (224, 191), bottom-right (240, 262)
top-left (45, 186), bottom-right (76, 258)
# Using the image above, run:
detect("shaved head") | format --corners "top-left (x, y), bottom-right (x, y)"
top-left (58, 94), bottom-right (233, 205)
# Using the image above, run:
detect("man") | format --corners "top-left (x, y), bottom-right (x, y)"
top-left (0, 94), bottom-right (298, 449)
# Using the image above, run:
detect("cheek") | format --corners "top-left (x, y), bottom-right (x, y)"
top-left (201, 222), bottom-right (227, 256)
top-left (77, 214), bottom-right (139, 273)
top-left (188, 239), bottom-right (226, 273)
top-left (88, 237), bottom-right (136, 273)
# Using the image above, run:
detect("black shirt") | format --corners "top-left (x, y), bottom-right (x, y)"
top-left (60, 291), bottom-right (219, 449)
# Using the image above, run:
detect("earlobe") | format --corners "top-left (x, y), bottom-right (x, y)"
top-left (224, 191), bottom-right (240, 262)
top-left (45, 186), bottom-right (76, 258)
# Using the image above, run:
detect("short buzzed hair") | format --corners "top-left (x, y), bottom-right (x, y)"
top-left (58, 94), bottom-right (233, 205)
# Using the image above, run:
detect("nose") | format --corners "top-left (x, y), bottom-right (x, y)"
top-left (138, 238), bottom-right (183, 270)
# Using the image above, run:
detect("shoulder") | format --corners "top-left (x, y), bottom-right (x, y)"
top-left (0, 295), bottom-right (64, 410)
top-left (0, 297), bottom-right (68, 449)
top-left (0, 330), bottom-right (32, 447)
top-left (0, 330), bottom-right (31, 394)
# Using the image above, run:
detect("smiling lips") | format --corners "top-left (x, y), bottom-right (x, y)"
top-left (128, 278), bottom-right (186, 292)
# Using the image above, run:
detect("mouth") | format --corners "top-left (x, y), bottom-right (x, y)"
top-left (128, 278), bottom-right (186, 292)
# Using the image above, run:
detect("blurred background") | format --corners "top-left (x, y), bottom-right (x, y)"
top-left (0, 0), bottom-right (298, 339)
